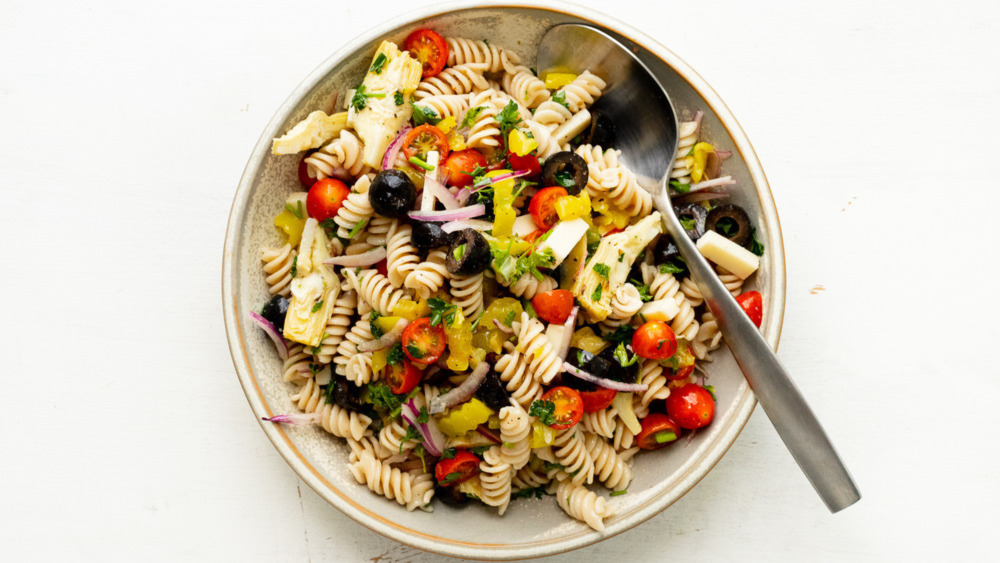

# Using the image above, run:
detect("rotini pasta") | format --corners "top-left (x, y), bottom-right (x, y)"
top-left (449, 272), bottom-right (485, 320)
top-left (349, 450), bottom-right (435, 511)
top-left (502, 66), bottom-right (550, 108)
top-left (478, 445), bottom-right (513, 515)
top-left (305, 129), bottom-right (368, 179)
top-left (511, 312), bottom-right (561, 385)
top-left (332, 174), bottom-right (374, 240)
top-left (496, 342), bottom-right (545, 410)
top-left (404, 249), bottom-right (449, 300)
top-left (584, 433), bottom-right (633, 491)
top-left (347, 268), bottom-right (407, 316)
top-left (386, 223), bottom-right (420, 288)
top-left (550, 426), bottom-right (595, 486)
top-left (414, 63), bottom-right (489, 99)
top-left (312, 288), bottom-right (357, 364)
top-left (445, 37), bottom-right (520, 74)
top-left (499, 400), bottom-right (532, 469)
top-left (508, 272), bottom-right (558, 299)
top-left (261, 244), bottom-right (295, 297)
top-left (555, 478), bottom-right (614, 532)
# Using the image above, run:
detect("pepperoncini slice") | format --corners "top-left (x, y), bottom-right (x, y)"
top-left (437, 115), bottom-right (457, 133)
top-left (374, 315), bottom-right (402, 334)
top-left (508, 129), bottom-right (538, 157)
top-left (488, 169), bottom-right (517, 237)
top-left (274, 209), bottom-right (306, 247)
top-left (444, 308), bottom-right (482, 371)
top-left (436, 398), bottom-right (495, 437)
top-left (686, 142), bottom-right (715, 183)
top-left (554, 192), bottom-right (591, 222)
top-left (392, 299), bottom-right (431, 321)
top-left (544, 72), bottom-right (577, 89)
top-left (472, 297), bottom-right (523, 354)
top-left (570, 327), bottom-right (610, 355)
top-left (530, 420), bottom-right (556, 448)
top-left (372, 348), bottom-right (388, 374)
top-left (591, 196), bottom-right (630, 233)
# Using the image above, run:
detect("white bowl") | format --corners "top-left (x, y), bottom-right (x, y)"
top-left (222, 1), bottom-right (785, 558)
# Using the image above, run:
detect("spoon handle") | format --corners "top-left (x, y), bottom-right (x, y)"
top-left (653, 191), bottom-right (861, 513)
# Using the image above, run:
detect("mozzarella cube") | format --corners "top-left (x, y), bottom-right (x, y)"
top-left (638, 299), bottom-right (680, 322)
top-left (696, 230), bottom-right (760, 279)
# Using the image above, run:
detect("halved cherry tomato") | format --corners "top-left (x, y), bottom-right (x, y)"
top-left (306, 178), bottom-right (350, 221)
top-left (401, 317), bottom-right (447, 365)
top-left (531, 289), bottom-right (575, 324)
top-left (666, 364), bottom-right (695, 381)
top-left (403, 29), bottom-right (448, 78)
top-left (665, 384), bottom-right (716, 430)
top-left (736, 290), bottom-right (763, 328)
top-left (580, 388), bottom-right (617, 413)
top-left (540, 386), bottom-right (584, 430)
top-left (402, 124), bottom-right (450, 162)
top-left (443, 149), bottom-right (486, 187)
top-left (523, 229), bottom-right (546, 245)
top-left (529, 186), bottom-right (568, 230)
top-left (632, 321), bottom-right (678, 360)
top-left (435, 450), bottom-right (480, 486)
top-left (298, 155), bottom-right (317, 189)
top-left (506, 152), bottom-right (542, 179)
top-left (636, 413), bottom-right (682, 450)
top-left (375, 258), bottom-right (389, 278)
top-left (385, 357), bottom-right (421, 395)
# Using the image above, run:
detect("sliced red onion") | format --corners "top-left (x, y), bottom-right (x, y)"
top-left (693, 109), bottom-right (704, 130)
top-left (469, 169), bottom-right (531, 194)
top-left (428, 362), bottom-right (491, 414)
top-left (424, 176), bottom-right (460, 209)
top-left (249, 312), bottom-right (289, 360)
top-left (357, 318), bottom-right (409, 352)
top-left (688, 176), bottom-right (737, 191)
top-left (408, 204), bottom-right (485, 223)
top-left (476, 425), bottom-right (502, 445)
top-left (455, 187), bottom-right (472, 205)
top-left (381, 126), bottom-right (411, 170)
top-left (554, 306), bottom-right (578, 359)
top-left (442, 219), bottom-right (494, 234)
top-left (561, 362), bottom-right (649, 392)
top-left (401, 399), bottom-right (447, 456)
top-left (323, 247), bottom-right (386, 267)
top-left (492, 318), bottom-right (513, 333)
top-left (262, 412), bottom-right (321, 425)
top-left (673, 190), bottom-right (731, 205)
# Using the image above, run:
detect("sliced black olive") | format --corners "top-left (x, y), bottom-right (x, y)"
top-left (260, 295), bottom-right (289, 333)
top-left (370, 169), bottom-right (416, 218)
top-left (580, 110), bottom-right (616, 147)
top-left (567, 348), bottom-right (618, 382)
top-left (597, 344), bottom-right (641, 383)
top-left (446, 228), bottom-right (490, 275)
top-left (673, 203), bottom-right (707, 241)
top-left (330, 378), bottom-right (367, 414)
top-left (651, 236), bottom-right (688, 276)
top-left (474, 372), bottom-right (510, 412)
top-left (705, 204), bottom-right (753, 248)
top-left (541, 152), bottom-right (588, 195)
top-left (436, 484), bottom-right (471, 506)
top-left (412, 221), bottom-right (450, 249)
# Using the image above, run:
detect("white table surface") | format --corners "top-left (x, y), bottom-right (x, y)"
top-left (2, 0), bottom-right (998, 560)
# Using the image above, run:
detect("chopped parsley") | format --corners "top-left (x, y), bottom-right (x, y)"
top-left (409, 101), bottom-right (441, 126)
top-left (497, 100), bottom-right (522, 147)
top-left (715, 217), bottom-right (739, 237)
top-left (469, 445), bottom-right (491, 457)
top-left (439, 471), bottom-right (464, 485)
top-left (347, 217), bottom-right (369, 239)
top-left (609, 490), bottom-right (628, 497)
top-left (414, 444), bottom-right (428, 473)
top-left (592, 263), bottom-right (610, 280)
top-left (320, 217), bottom-right (338, 234)
top-left (660, 261), bottom-right (686, 274)
top-left (489, 237), bottom-right (556, 285)
top-left (460, 105), bottom-right (486, 129)
top-left (704, 385), bottom-right (717, 401)
top-left (605, 324), bottom-right (635, 345)
top-left (591, 284), bottom-right (603, 302)
top-left (311, 300), bottom-right (324, 313)
top-left (290, 255), bottom-right (298, 279)
top-left (427, 297), bottom-right (457, 327)
top-left (441, 447), bottom-right (457, 459)
top-left (553, 169), bottom-right (575, 189)
top-left (350, 84), bottom-right (385, 111)
top-left (629, 279), bottom-right (653, 302)
top-left (669, 179), bottom-right (690, 194)
top-left (529, 400), bottom-right (557, 427)
top-left (369, 311), bottom-right (384, 339)
top-left (613, 342), bottom-right (640, 367)
top-left (369, 53), bottom-right (388, 74)
top-left (284, 200), bottom-right (304, 219)
top-left (750, 227), bottom-right (765, 256)
top-left (393, 90), bottom-right (404, 105)
top-left (551, 90), bottom-right (568, 109)
top-left (512, 486), bottom-right (549, 500)
top-left (416, 406), bottom-right (430, 424)
top-left (367, 383), bottom-right (405, 416)
top-left (401, 426), bottom-right (422, 452)
top-left (406, 344), bottom-right (425, 359)
top-left (679, 216), bottom-right (696, 231)
top-left (386, 342), bottom-right (404, 366)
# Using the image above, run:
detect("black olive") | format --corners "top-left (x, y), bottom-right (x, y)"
top-left (474, 372), bottom-right (510, 412)
top-left (541, 152), bottom-right (588, 195)
top-left (566, 348), bottom-right (619, 383)
top-left (651, 236), bottom-right (688, 276)
top-left (446, 228), bottom-right (490, 275)
top-left (370, 170), bottom-right (416, 218)
top-left (705, 204), bottom-right (753, 248)
top-left (673, 203), bottom-right (707, 241)
top-left (412, 221), bottom-right (450, 249)
top-left (597, 344), bottom-right (641, 383)
top-left (580, 110), bottom-right (616, 147)
top-left (260, 295), bottom-right (289, 333)
top-left (436, 484), bottom-right (471, 506)
top-left (330, 378), bottom-right (368, 415)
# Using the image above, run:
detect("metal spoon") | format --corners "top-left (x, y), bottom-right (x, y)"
top-left (537, 24), bottom-right (860, 513)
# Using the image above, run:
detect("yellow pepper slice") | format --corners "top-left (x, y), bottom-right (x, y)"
top-left (508, 129), bottom-right (538, 157)
top-left (274, 208), bottom-right (306, 247)
top-left (392, 299), bottom-right (431, 320)
top-left (530, 420), bottom-right (556, 448)
top-left (544, 72), bottom-right (577, 90)
top-left (437, 115), bottom-right (457, 133)
top-left (374, 315), bottom-right (402, 334)
top-left (372, 348), bottom-right (388, 374)
top-left (570, 327), bottom-right (610, 355)
top-left (686, 142), bottom-right (715, 183)
top-left (444, 308), bottom-right (484, 371)
top-left (488, 169), bottom-right (517, 237)
top-left (437, 398), bottom-right (495, 437)
top-left (554, 192), bottom-right (591, 222)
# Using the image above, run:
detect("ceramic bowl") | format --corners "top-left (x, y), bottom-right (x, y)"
top-left (222, 1), bottom-right (785, 558)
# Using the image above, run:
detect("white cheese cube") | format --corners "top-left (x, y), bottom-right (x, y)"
top-left (536, 218), bottom-right (589, 267)
top-left (696, 230), bottom-right (760, 279)
top-left (638, 298), bottom-right (680, 322)
top-left (512, 214), bottom-right (539, 237)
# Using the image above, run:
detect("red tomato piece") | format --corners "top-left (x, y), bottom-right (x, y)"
top-left (529, 186), bottom-right (568, 231)
top-left (540, 386), bottom-right (584, 430)
top-left (631, 321), bottom-right (678, 360)
top-left (665, 364), bottom-right (695, 381)
top-left (375, 258), bottom-right (389, 278)
top-left (402, 124), bottom-right (450, 162)
top-left (385, 358), bottom-right (421, 395)
top-left (298, 155), bottom-right (317, 189)
top-left (506, 152), bottom-right (542, 179)
top-left (579, 388), bottom-right (617, 413)
top-left (636, 413), bottom-right (682, 450)
top-left (665, 384), bottom-right (716, 430)
top-left (736, 290), bottom-right (763, 328)
top-left (443, 149), bottom-right (486, 187)
top-left (306, 178), bottom-right (350, 221)
top-left (531, 289), bottom-right (575, 324)
top-left (403, 29), bottom-right (448, 78)
top-left (523, 229), bottom-right (546, 245)
top-left (435, 450), bottom-right (480, 486)
top-left (401, 317), bottom-right (447, 365)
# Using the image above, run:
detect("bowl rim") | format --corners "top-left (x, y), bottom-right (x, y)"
top-left (222, 0), bottom-right (786, 558)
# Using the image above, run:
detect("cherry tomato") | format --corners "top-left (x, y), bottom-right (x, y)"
top-left (528, 186), bottom-right (568, 231)
top-left (665, 384), bottom-right (716, 430)
top-left (375, 258), bottom-right (388, 278)
top-left (636, 413), bottom-right (682, 450)
top-left (506, 152), bottom-right (542, 179)
top-left (403, 29), bottom-right (448, 78)
top-left (298, 155), bottom-right (317, 189)
top-left (631, 321), bottom-right (678, 360)
top-left (580, 388), bottom-right (617, 413)
top-left (540, 386), bottom-right (584, 430)
top-left (443, 149), bottom-right (486, 187)
top-left (435, 450), bottom-right (480, 486)
top-left (666, 364), bottom-right (695, 381)
top-left (402, 124), bottom-right (450, 162)
top-left (401, 317), bottom-right (447, 365)
top-left (385, 357), bottom-right (422, 395)
top-left (736, 290), bottom-right (763, 328)
top-left (531, 289), bottom-right (575, 324)
top-left (523, 229), bottom-right (546, 245)
top-left (306, 178), bottom-right (350, 221)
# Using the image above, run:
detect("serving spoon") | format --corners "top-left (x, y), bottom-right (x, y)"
top-left (537, 24), bottom-right (860, 513)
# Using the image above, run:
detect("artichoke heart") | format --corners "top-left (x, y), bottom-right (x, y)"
top-left (571, 212), bottom-right (662, 322)
top-left (271, 111), bottom-right (348, 155)
top-left (283, 218), bottom-right (341, 346)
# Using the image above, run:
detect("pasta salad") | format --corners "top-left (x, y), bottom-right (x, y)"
top-left (252, 28), bottom-right (765, 532)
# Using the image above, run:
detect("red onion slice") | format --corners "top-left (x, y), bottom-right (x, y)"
top-left (249, 312), bottom-right (289, 360)
top-left (381, 126), bottom-right (411, 170)
top-left (401, 400), bottom-right (447, 456)
top-left (476, 425), bottom-right (502, 445)
top-left (428, 362), bottom-right (491, 414)
top-left (408, 204), bottom-right (485, 223)
top-left (262, 412), bottom-right (321, 425)
top-left (442, 219), bottom-right (494, 234)
top-left (688, 176), bottom-right (737, 191)
top-left (455, 187), bottom-right (472, 205)
top-left (423, 176), bottom-right (460, 210)
top-left (492, 318), bottom-right (514, 333)
top-left (561, 362), bottom-right (649, 392)
top-left (357, 318), bottom-right (409, 352)
top-left (323, 247), bottom-right (386, 267)
top-left (554, 306), bottom-right (578, 359)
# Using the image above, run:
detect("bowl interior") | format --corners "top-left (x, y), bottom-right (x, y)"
top-left (223, 3), bottom-right (784, 559)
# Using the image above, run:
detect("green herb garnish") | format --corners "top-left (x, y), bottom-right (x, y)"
top-left (350, 84), bottom-right (385, 111)
top-left (347, 217), bottom-right (369, 239)
top-left (629, 279), bottom-right (653, 302)
top-left (750, 227), bottom-right (765, 256)
top-left (401, 426), bottom-right (422, 453)
top-left (605, 325), bottom-right (635, 344)
top-left (284, 200), bottom-right (304, 219)
top-left (460, 105), bottom-right (486, 129)
top-left (290, 255), bottom-right (298, 279)
top-left (553, 169), bottom-right (575, 189)
top-left (669, 179), bottom-right (690, 194)
top-left (409, 101), bottom-right (441, 126)
top-left (406, 344), bottom-right (425, 359)
top-left (369, 53), bottom-right (388, 74)
top-left (609, 490), bottom-right (628, 497)
top-left (393, 90), bottom-right (404, 105)
top-left (592, 263), bottom-right (610, 280)
top-left (427, 297), bottom-right (457, 327)
top-left (591, 284), bottom-right (603, 302)
top-left (715, 217), bottom-right (738, 237)
top-left (311, 300), bottom-right (324, 313)
top-left (439, 471), bottom-right (464, 485)
top-left (551, 90), bottom-right (568, 109)
top-left (386, 342), bottom-right (404, 366)
top-left (408, 156), bottom-right (434, 171)
top-left (529, 400), bottom-right (557, 427)
top-left (369, 311), bottom-right (384, 339)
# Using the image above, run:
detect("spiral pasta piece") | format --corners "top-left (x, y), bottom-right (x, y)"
top-left (386, 223), bottom-right (420, 288)
top-left (261, 244), bottom-right (296, 297)
top-left (642, 263), bottom-right (699, 341)
top-left (332, 175), bottom-right (374, 240)
top-left (365, 216), bottom-right (395, 247)
top-left (690, 310), bottom-right (724, 361)
top-left (412, 94), bottom-right (470, 120)
top-left (532, 99), bottom-right (574, 130)
top-left (581, 408), bottom-right (618, 439)
top-left (499, 400), bottom-right (532, 469)
top-left (282, 343), bottom-right (313, 384)
top-left (671, 113), bottom-right (702, 189)
top-left (555, 479), bottom-right (614, 531)
top-left (445, 37), bottom-right (521, 74)
top-left (508, 272), bottom-right (558, 299)
top-left (612, 419), bottom-right (636, 452)
top-left (501, 66), bottom-right (550, 108)
top-left (346, 352), bottom-right (375, 386)
top-left (464, 89), bottom-right (504, 149)
top-left (478, 445), bottom-right (513, 515)
top-left (305, 129), bottom-right (368, 179)
top-left (680, 265), bottom-right (744, 306)
top-left (349, 450), bottom-right (435, 511)
top-left (599, 284), bottom-right (643, 332)
top-left (511, 312), bottom-right (561, 385)
top-left (521, 118), bottom-right (562, 159)
top-left (292, 377), bottom-right (371, 440)
top-left (637, 358), bottom-right (671, 409)
top-left (512, 461), bottom-right (551, 493)
top-left (449, 273), bottom-right (485, 320)
top-left (496, 342), bottom-right (544, 409)
top-left (557, 71), bottom-right (606, 113)
top-left (347, 434), bottom-right (393, 463)
top-left (550, 426), bottom-right (595, 486)
top-left (414, 63), bottom-right (489, 100)
top-left (347, 268), bottom-right (407, 316)
top-left (583, 433), bottom-right (633, 491)
top-left (312, 289), bottom-right (357, 364)
top-left (333, 318), bottom-right (373, 378)
top-left (404, 249), bottom-right (449, 300)
top-left (575, 144), bottom-right (624, 198)
top-left (595, 166), bottom-right (652, 218)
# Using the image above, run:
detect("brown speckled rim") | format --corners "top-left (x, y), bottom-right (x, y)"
top-left (222, 1), bottom-right (786, 559)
